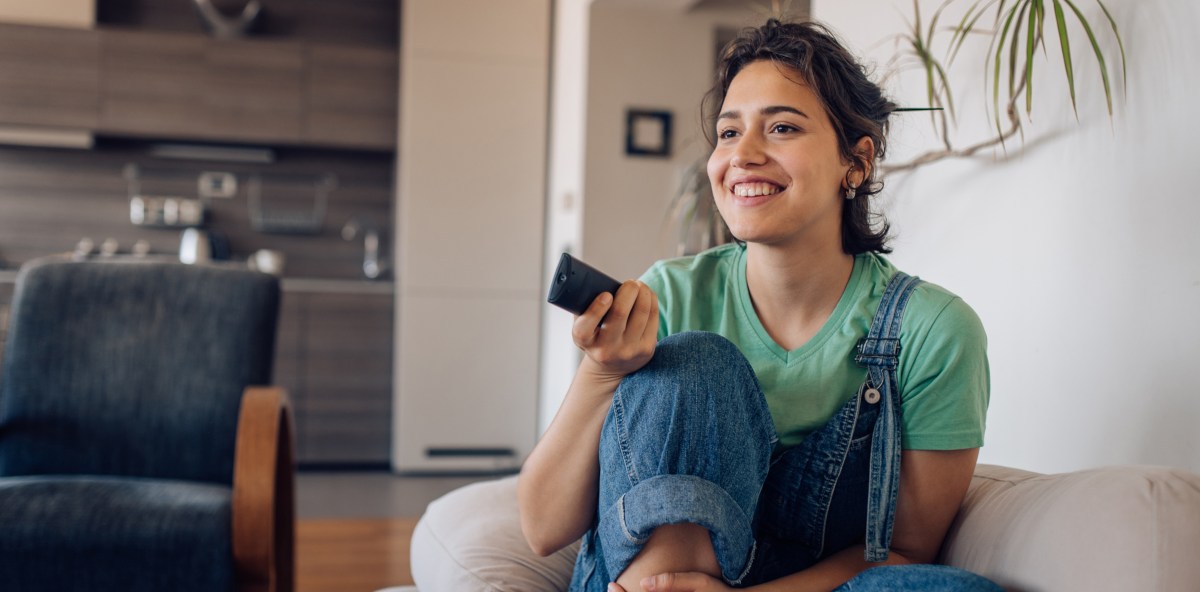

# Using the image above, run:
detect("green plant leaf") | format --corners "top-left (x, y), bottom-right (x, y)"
top-left (1094, 0), bottom-right (1128, 93)
top-left (1051, 0), bottom-right (1078, 116)
top-left (929, 0), bottom-right (954, 46)
top-left (909, 0), bottom-right (957, 130)
top-left (1007, 1), bottom-right (1030, 106)
top-left (949, 0), bottom-right (1000, 66)
top-left (932, 55), bottom-right (958, 123)
top-left (1063, 0), bottom-right (1114, 114)
top-left (910, 36), bottom-right (941, 124)
top-left (1037, 0), bottom-right (1048, 57)
top-left (992, 2), bottom-right (1022, 135)
top-left (1025, 0), bottom-right (1039, 114)
top-left (913, 0), bottom-right (923, 45)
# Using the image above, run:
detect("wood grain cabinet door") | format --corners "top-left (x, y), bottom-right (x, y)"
top-left (100, 30), bottom-right (304, 144)
top-left (303, 44), bottom-right (397, 150)
top-left (0, 24), bottom-right (100, 129)
top-left (296, 292), bottom-right (394, 465)
top-left (205, 38), bottom-right (303, 143)
top-left (99, 29), bottom-right (209, 139)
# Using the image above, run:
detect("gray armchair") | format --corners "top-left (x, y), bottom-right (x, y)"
top-left (0, 257), bottom-right (295, 592)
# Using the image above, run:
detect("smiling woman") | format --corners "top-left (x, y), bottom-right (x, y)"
top-left (703, 20), bottom-right (896, 256)
top-left (519, 17), bottom-right (1000, 592)
top-left (707, 61), bottom-right (856, 254)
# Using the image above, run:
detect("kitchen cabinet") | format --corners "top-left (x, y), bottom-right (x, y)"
top-left (99, 30), bottom-right (304, 144)
top-left (0, 23), bottom-right (396, 150)
top-left (275, 288), bottom-right (393, 466)
top-left (0, 24), bottom-right (100, 130)
top-left (303, 44), bottom-right (398, 150)
top-left (98, 29), bottom-right (396, 149)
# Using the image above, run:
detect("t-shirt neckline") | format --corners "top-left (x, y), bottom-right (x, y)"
top-left (735, 246), bottom-right (868, 364)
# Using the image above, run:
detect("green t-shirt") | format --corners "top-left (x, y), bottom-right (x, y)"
top-left (639, 243), bottom-right (989, 450)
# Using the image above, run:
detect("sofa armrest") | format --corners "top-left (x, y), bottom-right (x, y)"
top-left (232, 386), bottom-right (296, 592)
top-left (940, 464), bottom-right (1200, 592)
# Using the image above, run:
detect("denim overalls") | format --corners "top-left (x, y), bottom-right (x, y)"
top-left (569, 272), bottom-right (1000, 591)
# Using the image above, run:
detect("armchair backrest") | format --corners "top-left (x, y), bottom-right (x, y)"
top-left (0, 257), bottom-right (279, 485)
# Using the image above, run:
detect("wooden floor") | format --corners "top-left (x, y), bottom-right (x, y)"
top-left (297, 517), bottom-right (418, 592)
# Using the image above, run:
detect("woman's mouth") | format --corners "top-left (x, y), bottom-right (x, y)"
top-left (732, 182), bottom-right (783, 198)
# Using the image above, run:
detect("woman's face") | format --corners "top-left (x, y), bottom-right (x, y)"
top-left (707, 60), bottom-right (853, 250)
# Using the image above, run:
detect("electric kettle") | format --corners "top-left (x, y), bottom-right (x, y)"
top-left (178, 227), bottom-right (211, 264)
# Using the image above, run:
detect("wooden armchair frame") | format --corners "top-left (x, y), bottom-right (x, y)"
top-left (232, 386), bottom-right (296, 592)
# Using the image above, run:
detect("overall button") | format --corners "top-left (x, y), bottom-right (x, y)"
top-left (863, 387), bottom-right (882, 404)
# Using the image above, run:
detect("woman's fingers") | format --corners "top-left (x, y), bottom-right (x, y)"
top-left (639, 571), bottom-right (726, 592)
top-left (602, 280), bottom-right (642, 332)
top-left (572, 279), bottom-right (657, 376)
top-left (625, 281), bottom-right (654, 340)
top-left (571, 290), bottom-right (613, 348)
top-left (639, 286), bottom-right (659, 343)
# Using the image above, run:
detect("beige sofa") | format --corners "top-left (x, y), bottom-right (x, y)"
top-left (395, 464), bottom-right (1200, 591)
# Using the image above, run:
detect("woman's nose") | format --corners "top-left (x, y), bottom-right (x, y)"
top-left (730, 132), bottom-right (766, 168)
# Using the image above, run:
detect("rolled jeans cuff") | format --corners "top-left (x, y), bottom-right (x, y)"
top-left (597, 474), bottom-right (757, 586)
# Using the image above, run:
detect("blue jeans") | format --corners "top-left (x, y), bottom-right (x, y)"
top-left (567, 331), bottom-right (1000, 591)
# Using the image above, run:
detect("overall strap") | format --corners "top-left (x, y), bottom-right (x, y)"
top-left (854, 271), bottom-right (922, 562)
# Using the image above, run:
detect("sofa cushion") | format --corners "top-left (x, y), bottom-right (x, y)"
top-left (410, 475), bottom-right (577, 591)
top-left (0, 475), bottom-right (234, 591)
top-left (410, 465), bottom-right (1200, 592)
top-left (941, 464), bottom-right (1200, 592)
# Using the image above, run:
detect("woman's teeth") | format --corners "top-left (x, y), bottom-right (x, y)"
top-left (733, 182), bottom-right (781, 197)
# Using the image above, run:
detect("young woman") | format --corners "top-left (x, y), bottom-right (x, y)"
top-left (519, 19), bottom-right (1001, 592)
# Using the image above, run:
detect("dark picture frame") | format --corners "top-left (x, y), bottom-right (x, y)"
top-left (625, 109), bottom-right (672, 157)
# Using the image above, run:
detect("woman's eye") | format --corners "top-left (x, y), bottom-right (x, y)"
top-left (718, 129), bottom-right (739, 140)
top-left (771, 124), bottom-right (798, 134)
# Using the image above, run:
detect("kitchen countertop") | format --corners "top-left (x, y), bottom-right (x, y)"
top-left (281, 277), bottom-right (393, 295)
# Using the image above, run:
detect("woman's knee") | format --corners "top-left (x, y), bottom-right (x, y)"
top-left (597, 332), bottom-right (775, 501)
top-left (615, 331), bottom-right (768, 430)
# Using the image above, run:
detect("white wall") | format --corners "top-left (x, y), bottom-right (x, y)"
top-left (812, 0), bottom-right (1200, 473)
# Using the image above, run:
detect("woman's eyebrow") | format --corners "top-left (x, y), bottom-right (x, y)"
top-left (717, 105), bottom-right (810, 120)
top-left (763, 105), bottom-right (810, 118)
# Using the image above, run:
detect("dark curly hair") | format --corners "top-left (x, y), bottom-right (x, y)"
top-left (703, 19), bottom-right (897, 254)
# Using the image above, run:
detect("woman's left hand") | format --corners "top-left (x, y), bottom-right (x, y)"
top-left (607, 572), bottom-right (733, 592)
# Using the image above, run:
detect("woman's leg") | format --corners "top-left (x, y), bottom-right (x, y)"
top-left (834, 565), bottom-right (1004, 592)
top-left (617, 523), bottom-right (721, 591)
top-left (586, 331), bottom-right (776, 590)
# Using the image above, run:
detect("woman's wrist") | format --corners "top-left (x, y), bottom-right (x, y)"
top-left (577, 356), bottom-right (628, 390)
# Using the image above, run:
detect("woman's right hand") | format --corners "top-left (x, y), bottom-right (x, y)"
top-left (572, 280), bottom-right (659, 383)
top-left (520, 280), bottom-right (659, 556)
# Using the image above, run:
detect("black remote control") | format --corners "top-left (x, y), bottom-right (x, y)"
top-left (547, 252), bottom-right (623, 316)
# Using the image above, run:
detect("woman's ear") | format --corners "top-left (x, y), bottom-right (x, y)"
top-left (852, 136), bottom-right (876, 184)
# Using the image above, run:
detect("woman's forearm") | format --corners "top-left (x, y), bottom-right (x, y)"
top-left (517, 358), bottom-right (623, 556)
top-left (748, 545), bottom-right (915, 592)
